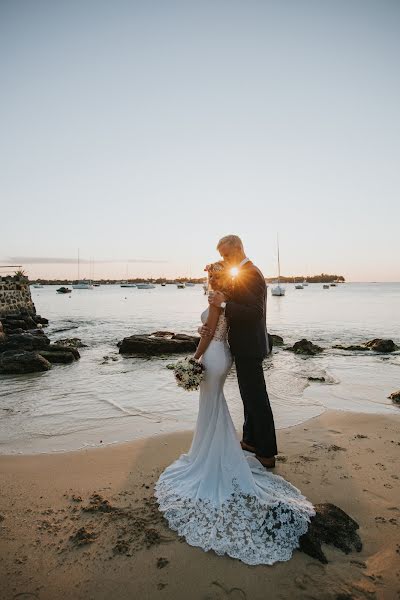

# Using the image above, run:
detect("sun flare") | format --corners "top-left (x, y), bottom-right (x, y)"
top-left (230, 267), bottom-right (239, 277)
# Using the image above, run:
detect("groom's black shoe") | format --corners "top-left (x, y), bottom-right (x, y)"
top-left (256, 455), bottom-right (276, 469)
top-left (240, 440), bottom-right (256, 453)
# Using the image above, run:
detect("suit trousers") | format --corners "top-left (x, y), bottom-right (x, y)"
top-left (234, 355), bottom-right (278, 458)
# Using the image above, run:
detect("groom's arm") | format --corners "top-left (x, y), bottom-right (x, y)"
top-left (225, 271), bottom-right (265, 322)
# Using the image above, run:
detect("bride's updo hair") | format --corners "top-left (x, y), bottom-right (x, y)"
top-left (204, 261), bottom-right (231, 295)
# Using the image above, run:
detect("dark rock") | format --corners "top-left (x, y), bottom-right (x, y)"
top-left (32, 314), bottom-right (49, 325)
top-left (0, 351), bottom-right (51, 374)
top-left (151, 331), bottom-right (200, 343)
top-left (287, 339), bottom-right (323, 355)
top-left (24, 316), bottom-right (38, 329)
top-left (3, 327), bottom-right (24, 336)
top-left (3, 319), bottom-right (28, 330)
top-left (118, 334), bottom-right (198, 355)
top-left (1, 314), bottom-right (38, 331)
top-left (333, 344), bottom-right (369, 351)
top-left (334, 339), bottom-right (398, 353)
top-left (364, 338), bottom-right (398, 353)
top-left (150, 331), bottom-right (175, 338)
top-left (270, 334), bottom-right (284, 345)
top-left (307, 376), bottom-right (326, 382)
top-left (299, 503), bottom-right (362, 563)
top-left (37, 349), bottom-right (76, 364)
top-left (171, 333), bottom-right (199, 343)
top-left (388, 390), bottom-right (400, 405)
top-left (41, 344), bottom-right (80, 359)
top-left (56, 337), bottom-right (87, 348)
top-left (0, 331), bottom-right (51, 353)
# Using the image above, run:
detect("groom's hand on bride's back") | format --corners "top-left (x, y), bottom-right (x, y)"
top-left (199, 325), bottom-right (212, 338)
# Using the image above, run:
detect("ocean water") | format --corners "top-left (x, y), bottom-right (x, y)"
top-left (0, 282), bottom-right (399, 454)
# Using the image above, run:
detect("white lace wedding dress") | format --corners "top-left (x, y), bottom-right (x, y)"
top-left (154, 308), bottom-right (316, 565)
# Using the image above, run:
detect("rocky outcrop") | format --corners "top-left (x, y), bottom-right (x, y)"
top-left (270, 334), bottom-right (284, 346)
top-left (287, 339), bottom-right (323, 355)
top-left (37, 344), bottom-right (80, 364)
top-left (0, 331), bottom-right (50, 353)
top-left (118, 333), bottom-right (199, 355)
top-left (388, 390), bottom-right (400, 405)
top-left (334, 338), bottom-right (398, 353)
top-left (0, 350), bottom-right (51, 374)
top-left (150, 331), bottom-right (278, 355)
top-left (0, 310), bottom-right (81, 375)
top-left (333, 344), bottom-right (369, 351)
top-left (150, 331), bottom-right (175, 338)
top-left (364, 338), bottom-right (398, 353)
top-left (56, 338), bottom-right (87, 348)
top-left (1, 311), bottom-right (48, 335)
top-left (299, 503), bottom-right (362, 564)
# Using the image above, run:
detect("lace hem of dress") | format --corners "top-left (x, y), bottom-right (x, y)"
top-left (154, 477), bottom-right (316, 566)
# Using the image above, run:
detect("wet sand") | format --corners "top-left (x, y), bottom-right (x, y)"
top-left (0, 409), bottom-right (399, 600)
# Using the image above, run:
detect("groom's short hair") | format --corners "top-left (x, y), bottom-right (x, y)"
top-left (217, 235), bottom-right (244, 252)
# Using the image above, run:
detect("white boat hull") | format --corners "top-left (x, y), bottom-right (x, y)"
top-left (271, 286), bottom-right (285, 296)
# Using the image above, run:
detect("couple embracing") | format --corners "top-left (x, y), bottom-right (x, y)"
top-left (154, 235), bottom-right (315, 566)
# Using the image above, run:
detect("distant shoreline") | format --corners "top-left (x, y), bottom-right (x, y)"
top-left (28, 273), bottom-right (347, 285)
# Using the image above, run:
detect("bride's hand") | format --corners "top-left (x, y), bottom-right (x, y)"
top-left (208, 291), bottom-right (226, 307)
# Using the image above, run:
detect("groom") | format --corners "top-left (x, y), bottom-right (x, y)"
top-left (206, 234), bottom-right (278, 468)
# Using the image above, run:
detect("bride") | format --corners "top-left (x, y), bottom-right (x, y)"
top-left (154, 261), bottom-right (315, 565)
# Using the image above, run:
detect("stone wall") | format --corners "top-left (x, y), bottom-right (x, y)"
top-left (0, 276), bottom-right (36, 317)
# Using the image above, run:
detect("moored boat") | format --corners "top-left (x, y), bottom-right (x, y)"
top-left (271, 235), bottom-right (286, 297)
top-left (136, 283), bottom-right (156, 289)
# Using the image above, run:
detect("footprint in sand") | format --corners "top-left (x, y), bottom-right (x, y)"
top-left (206, 581), bottom-right (247, 600)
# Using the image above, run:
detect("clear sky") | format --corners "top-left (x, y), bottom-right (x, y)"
top-left (1, 0), bottom-right (399, 281)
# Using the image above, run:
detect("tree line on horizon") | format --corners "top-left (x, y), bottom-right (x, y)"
top-left (27, 273), bottom-right (345, 285)
top-left (265, 273), bottom-right (345, 283)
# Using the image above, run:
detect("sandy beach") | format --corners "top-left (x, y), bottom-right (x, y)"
top-left (1, 409), bottom-right (399, 600)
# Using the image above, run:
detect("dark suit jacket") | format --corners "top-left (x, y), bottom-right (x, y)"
top-left (225, 261), bottom-right (269, 359)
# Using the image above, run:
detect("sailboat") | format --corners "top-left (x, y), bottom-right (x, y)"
top-left (120, 265), bottom-right (136, 287)
top-left (271, 236), bottom-right (286, 296)
top-left (72, 249), bottom-right (93, 289)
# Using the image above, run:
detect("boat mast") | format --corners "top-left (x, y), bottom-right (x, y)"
top-left (77, 248), bottom-right (80, 281)
top-left (277, 234), bottom-right (281, 285)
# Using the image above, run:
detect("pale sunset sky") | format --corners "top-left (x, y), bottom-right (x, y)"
top-left (1, 1), bottom-right (399, 281)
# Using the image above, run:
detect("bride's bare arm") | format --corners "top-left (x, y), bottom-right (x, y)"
top-left (194, 305), bottom-right (221, 360)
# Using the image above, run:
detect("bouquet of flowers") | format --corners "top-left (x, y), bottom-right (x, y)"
top-left (172, 357), bottom-right (205, 391)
